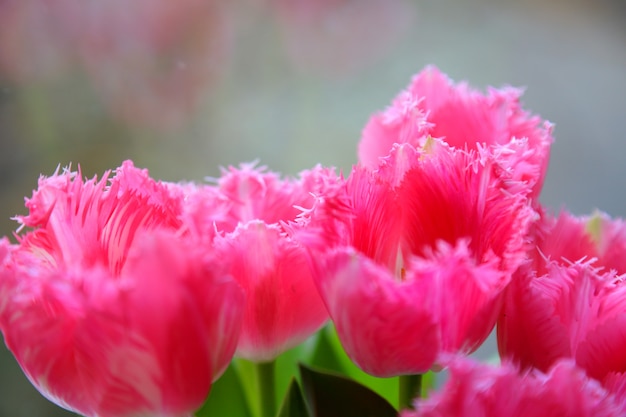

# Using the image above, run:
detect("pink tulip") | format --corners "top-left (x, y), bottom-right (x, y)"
top-left (0, 161), bottom-right (244, 417)
top-left (401, 358), bottom-right (625, 416)
top-left (498, 209), bottom-right (626, 387)
top-left (184, 163), bottom-right (340, 362)
top-left (213, 221), bottom-right (323, 362)
top-left (358, 65), bottom-right (553, 200)
top-left (308, 139), bottom-right (534, 376)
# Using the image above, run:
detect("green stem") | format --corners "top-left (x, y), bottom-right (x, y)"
top-left (257, 360), bottom-right (276, 417)
top-left (398, 374), bottom-right (423, 410)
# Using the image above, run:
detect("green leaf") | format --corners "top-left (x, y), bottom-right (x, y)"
top-left (196, 362), bottom-right (253, 417)
top-left (232, 337), bottom-right (317, 417)
top-left (311, 324), bottom-right (398, 407)
top-left (275, 335), bottom-right (318, 408)
top-left (234, 359), bottom-right (260, 417)
top-left (421, 370), bottom-right (436, 397)
top-left (309, 324), bottom-right (346, 373)
top-left (299, 364), bottom-right (397, 417)
top-left (277, 378), bottom-right (310, 417)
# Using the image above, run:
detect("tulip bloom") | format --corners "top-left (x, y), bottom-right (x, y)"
top-left (184, 163), bottom-right (339, 362)
top-left (358, 65), bottom-right (553, 200)
top-left (498, 210), bottom-right (626, 387)
top-left (400, 358), bottom-right (625, 416)
top-left (0, 162), bottom-right (244, 417)
top-left (308, 140), bottom-right (534, 377)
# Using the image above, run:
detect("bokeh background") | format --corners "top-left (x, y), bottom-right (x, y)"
top-left (1, 0), bottom-right (625, 415)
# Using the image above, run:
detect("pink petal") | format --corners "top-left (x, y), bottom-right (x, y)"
top-left (402, 358), bottom-right (623, 417)
top-left (396, 141), bottom-right (533, 277)
top-left (499, 209), bottom-right (626, 378)
top-left (577, 314), bottom-right (626, 382)
top-left (0, 162), bottom-right (245, 417)
top-left (404, 240), bottom-right (507, 356)
top-left (343, 166), bottom-right (404, 270)
top-left (316, 248), bottom-right (439, 376)
top-left (357, 65), bottom-right (553, 199)
top-left (215, 221), bottom-right (327, 362)
top-left (1, 231), bottom-right (244, 417)
top-left (498, 262), bottom-right (573, 372)
top-left (359, 90), bottom-right (430, 169)
top-left (213, 163), bottom-right (338, 230)
top-left (587, 211), bottom-right (626, 274)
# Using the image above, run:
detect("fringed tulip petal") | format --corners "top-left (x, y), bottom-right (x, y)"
top-left (215, 221), bottom-right (327, 362)
top-left (185, 163), bottom-right (340, 362)
top-left (0, 162), bottom-right (244, 417)
top-left (359, 65), bottom-right (553, 200)
top-left (404, 241), bottom-right (507, 355)
top-left (309, 137), bottom-right (533, 376)
top-left (499, 209), bottom-right (626, 389)
top-left (317, 248), bottom-right (439, 376)
top-left (401, 358), bottom-right (625, 417)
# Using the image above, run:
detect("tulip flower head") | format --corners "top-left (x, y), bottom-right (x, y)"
top-left (0, 161), bottom-right (244, 417)
top-left (308, 139), bottom-right (535, 377)
top-left (498, 210), bottom-right (626, 389)
top-left (184, 163), bottom-right (340, 362)
top-left (359, 65), bottom-right (553, 200)
top-left (401, 358), bottom-right (625, 417)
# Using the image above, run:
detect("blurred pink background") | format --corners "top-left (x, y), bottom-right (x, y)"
top-left (1, 1), bottom-right (625, 415)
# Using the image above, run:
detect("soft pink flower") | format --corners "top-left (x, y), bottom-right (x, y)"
top-left (308, 140), bottom-right (534, 376)
top-left (0, 162), bottom-right (244, 417)
top-left (498, 209), bottom-right (626, 387)
top-left (184, 163), bottom-right (340, 362)
top-left (359, 66), bottom-right (553, 200)
top-left (401, 358), bottom-right (625, 416)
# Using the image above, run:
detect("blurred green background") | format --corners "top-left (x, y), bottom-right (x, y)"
top-left (1, 0), bottom-right (625, 415)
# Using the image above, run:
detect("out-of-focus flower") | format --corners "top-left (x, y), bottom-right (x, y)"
top-left (0, 161), bottom-right (244, 417)
top-left (0, 0), bottom-right (232, 128)
top-left (306, 139), bottom-right (534, 377)
top-left (400, 358), bottom-right (625, 416)
top-left (0, 1), bottom-right (73, 81)
top-left (359, 66), bottom-right (553, 200)
top-left (76, 0), bottom-right (232, 128)
top-left (498, 209), bottom-right (626, 388)
top-left (271, 0), bottom-right (415, 77)
top-left (184, 163), bottom-right (340, 362)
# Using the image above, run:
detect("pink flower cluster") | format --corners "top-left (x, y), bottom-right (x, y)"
top-left (0, 161), bottom-right (339, 417)
top-left (2, 66), bottom-right (625, 416)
